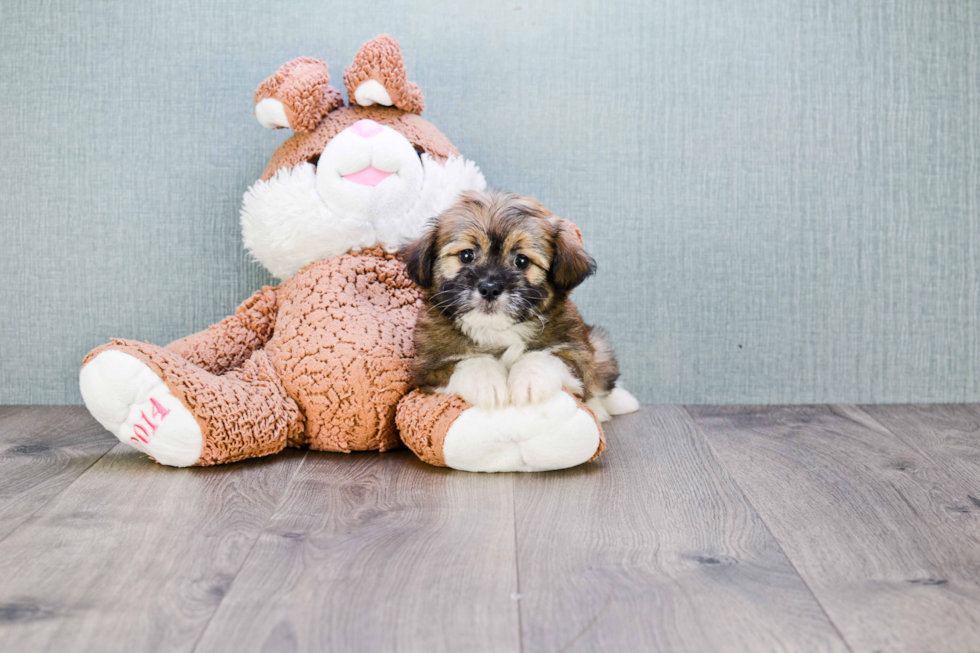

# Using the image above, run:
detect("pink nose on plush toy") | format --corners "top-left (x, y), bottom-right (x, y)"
top-left (350, 119), bottom-right (383, 138)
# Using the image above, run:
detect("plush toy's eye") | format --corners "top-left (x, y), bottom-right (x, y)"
top-left (514, 254), bottom-right (530, 270)
top-left (459, 249), bottom-right (475, 264)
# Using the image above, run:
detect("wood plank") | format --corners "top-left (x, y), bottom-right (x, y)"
top-left (0, 406), bottom-right (117, 541)
top-left (687, 405), bottom-right (980, 653)
top-left (0, 442), bottom-right (306, 652)
top-left (858, 404), bottom-right (980, 500)
top-left (513, 406), bottom-right (848, 653)
top-left (194, 449), bottom-right (520, 653)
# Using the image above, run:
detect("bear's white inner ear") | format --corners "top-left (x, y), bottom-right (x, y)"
top-left (255, 97), bottom-right (291, 129)
top-left (353, 79), bottom-right (393, 107)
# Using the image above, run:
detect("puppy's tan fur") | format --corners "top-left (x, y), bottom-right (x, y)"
top-left (401, 190), bottom-right (621, 413)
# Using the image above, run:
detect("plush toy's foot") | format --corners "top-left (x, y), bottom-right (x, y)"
top-left (80, 349), bottom-right (203, 467)
top-left (397, 390), bottom-right (604, 472)
top-left (80, 339), bottom-right (300, 467)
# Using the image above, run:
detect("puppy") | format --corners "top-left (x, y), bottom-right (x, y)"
top-left (401, 190), bottom-right (638, 421)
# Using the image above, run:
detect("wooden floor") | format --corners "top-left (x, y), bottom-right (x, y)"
top-left (0, 406), bottom-right (978, 652)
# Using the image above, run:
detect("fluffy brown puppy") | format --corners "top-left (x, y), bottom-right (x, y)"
top-left (401, 190), bottom-right (637, 421)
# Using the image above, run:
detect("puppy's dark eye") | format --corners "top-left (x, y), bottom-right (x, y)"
top-left (514, 254), bottom-right (530, 270)
top-left (459, 249), bottom-right (475, 264)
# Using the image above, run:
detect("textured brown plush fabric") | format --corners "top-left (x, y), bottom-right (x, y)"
top-left (343, 34), bottom-right (425, 114)
top-left (268, 248), bottom-right (422, 452)
top-left (396, 390), bottom-right (470, 466)
top-left (260, 105), bottom-right (458, 180)
top-left (584, 397), bottom-right (607, 462)
top-left (166, 286), bottom-right (278, 375)
top-left (82, 340), bottom-right (301, 466)
top-left (254, 57), bottom-right (345, 132)
top-left (83, 249), bottom-right (421, 463)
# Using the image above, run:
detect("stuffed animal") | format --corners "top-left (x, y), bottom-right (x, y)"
top-left (79, 35), bottom-right (636, 472)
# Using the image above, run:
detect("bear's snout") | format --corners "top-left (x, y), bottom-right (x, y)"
top-left (350, 119), bottom-right (383, 138)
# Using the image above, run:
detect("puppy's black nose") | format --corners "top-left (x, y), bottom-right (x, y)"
top-left (478, 280), bottom-right (502, 300)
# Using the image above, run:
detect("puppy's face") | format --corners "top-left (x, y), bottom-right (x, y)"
top-left (403, 191), bottom-right (596, 327)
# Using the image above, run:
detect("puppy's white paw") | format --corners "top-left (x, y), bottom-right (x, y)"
top-left (443, 356), bottom-right (510, 409)
top-left (605, 384), bottom-right (640, 415)
top-left (508, 351), bottom-right (579, 406)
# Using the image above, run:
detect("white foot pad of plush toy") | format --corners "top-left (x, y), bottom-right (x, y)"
top-left (442, 392), bottom-right (601, 472)
top-left (80, 350), bottom-right (203, 467)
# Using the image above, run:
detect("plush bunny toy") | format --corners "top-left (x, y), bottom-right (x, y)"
top-left (80, 35), bottom-right (628, 472)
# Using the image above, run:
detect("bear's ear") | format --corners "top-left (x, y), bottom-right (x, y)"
top-left (400, 222), bottom-right (439, 289)
top-left (343, 35), bottom-right (425, 114)
top-left (254, 57), bottom-right (344, 132)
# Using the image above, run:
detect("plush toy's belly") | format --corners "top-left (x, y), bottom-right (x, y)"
top-left (267, 249), bottom-right (423, 452)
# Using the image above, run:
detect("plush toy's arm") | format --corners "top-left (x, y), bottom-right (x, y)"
top-left (396, 389), bottom-right (605, 472)
top-left (165, 286), bottom-right (278, 375)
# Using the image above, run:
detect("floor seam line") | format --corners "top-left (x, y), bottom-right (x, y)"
top-left (0, 439), bottom-right (118, 548)
top-left (846, 403), bottom-right (946, 468)
top-left (681, 405), bottom-right (857, 653)
top-left (512, 474), bottom-right (524, 653)
top-left (189, 449), bottom-right (310, 653)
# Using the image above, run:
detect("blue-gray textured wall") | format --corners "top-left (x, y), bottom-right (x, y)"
top-left (1, 0), bottom-right (978, 405)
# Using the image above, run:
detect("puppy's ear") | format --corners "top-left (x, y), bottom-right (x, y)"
top-left (549, 218), bottom-right (597, 293)
top-left (401, 224), bottom-right (439, 289)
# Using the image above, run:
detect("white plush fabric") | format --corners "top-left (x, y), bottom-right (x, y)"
top-left (241, 153), bottom-right (485, 280)
top-left (255, 97), bottom-right (290, 130)
top-left (353, 79), bottom-right (393, 107)
top-left (442, 392), bottom-right (601, 472)
top-left (315, 124), bottom-right (425, 225)
top-left (241, 163), bottom-right (375, 280)
top-left (80, 350), bottom-right (203, 467)
top-left (376, 153), bottom-right (485, 252)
